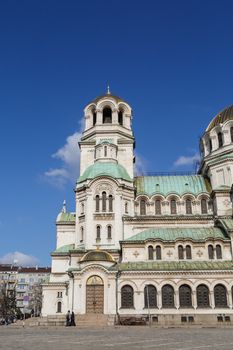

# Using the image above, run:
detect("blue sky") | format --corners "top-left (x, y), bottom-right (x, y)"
top-left (0, 0), bottom-right (233, 266)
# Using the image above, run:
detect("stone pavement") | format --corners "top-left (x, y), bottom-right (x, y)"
top-left (1, 326), bottom-right (233, 350)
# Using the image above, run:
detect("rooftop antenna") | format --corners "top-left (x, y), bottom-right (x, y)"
top-left (107, 84), bottom-right (111, 95)
top-left (62, 199), bottom-right (66, 213)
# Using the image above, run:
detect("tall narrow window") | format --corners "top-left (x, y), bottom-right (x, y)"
top-left (96, 226), bottom-right (101, 240)
top-left (104, 146), bottom-right (107, 157)
top-left (162, 284), bottom-right (174, 308)
top-left (102, 192), bottom-right (106, 212)
top-left (209, 138), bottom-right (212, 152)
top-left (144, 285), bottom-right (157, 308)
top-left (231, 127), bottom-right (233, 143)
top-left (218, 132), bottom-right (223, 148)
top-left (118, 110), bottom-right (123, 125)
top-left (148, 246), bottom-right (154, 260)
top-left (93, 111), bottom-right (97, 126)
top-left (186, 245), bottom-right (192, 260)
top-left (107, 225), bottom-right (112, 239)
top-left (186, 199), bottom-right (192, 214)
top-left (216, 245), bottom-right (222, 259)
top-left (208, 245), bottom-right (214, 259)
top-left (155, 246), bottom-right (162, 260)
top-left (125, 202), bottom-right (128, 214)
top-left (140, 199), bottom-right (146, 215)
top-left (96, 195), bottom-right (100, 212)
top-left (197, 284), bottom-right (210, 308)
top-left (214, 284), bottom-right (227, 308)
top-left (109, 195), bottom-right (113, 212)
top-left (178, 245), bottom-right (184, 260)
top-left (155, 200), bottom-right (161, 215)
top-left (103, 107), bottom-right (112, 123)
top-left (80, 227), bottom-right (84, 242)
top-left (201, 198), bottom-right (208, 214)
top-left (179, 285), bottom-right (192, 308)
top-left (57, 301), bottom-right (62, 313)
top-left (170, 199), bottom-right (177, 214)
top-left (121, 285), bottom-right (134, 308)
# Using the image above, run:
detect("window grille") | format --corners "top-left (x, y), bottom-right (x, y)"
top-left (57, 301), bottom-right (62, 313)
top-left (214, 284), bottom-right (227, 308)
top-left (144, 285), bottom-right (157, 308)
top-left (179, 284), bottom-right (192, 308)
top-left (121, 285), bottom-right (134, 308)
top-left (162, 284), bottom-right (174, 308)
top-left (196, 284), bottom-right (209, 308)
top-left (140, 200), bottom-right (146, 215)
top-left (170, 199), bottom-right (177, 214)
top-left (201, 199), bottom-right (208, 214)
top-left (155, 200), bottom-right (161, 214)
top-left (186, 199), bottom-right (192, 214)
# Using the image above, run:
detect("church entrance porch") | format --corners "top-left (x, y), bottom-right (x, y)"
top-left (86, 275), bottom-right (104, 314)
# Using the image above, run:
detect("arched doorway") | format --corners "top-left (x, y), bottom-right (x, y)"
top-left (86, 275), bottom-right (104, 314)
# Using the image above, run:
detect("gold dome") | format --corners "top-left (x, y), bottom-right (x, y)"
top-left (80, 250), bottom-right (115, 263)
top-left (206, 105), bottom-right (233, 132)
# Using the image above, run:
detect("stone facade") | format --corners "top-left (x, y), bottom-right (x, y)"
top-left (42, 93), bottom-right (233, 325)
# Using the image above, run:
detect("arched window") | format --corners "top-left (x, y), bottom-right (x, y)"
top-left (208, 245), bottom-right (214, 259)
top-left (121, 285), bottom-right (134, 308)
top-left (170, 199), bottom-right (177, 214)
top-left (155, 246), bottom-right (161, 260)
top-left (178, 245), bottom-right (184, 260)
top-left (102, 192), bottom-right (107, 212)
top-left (201, 198), bottom-right (208, 214)
top-left (186, 199), bottom-right (192, 214)
top-left (209, 138), bottom-right (212, 152)
top-left (103, 107), bottom-right (112, 123)
top-left (107, 225), bottom-right (112, 239)
top-left (96, 195), bottom-right (100, 212)
top-left (144, 285), bottom-right (157, 308)
top-left (148, 246), bottom-right (154, 260)
top-left (80, 227), bottom-right (84, 242)
top-left (186, 245), bottom-right (192, 260)
top-left (125, 202), bottom-right (128, 214)
top-left (216, 245), bottom-right (222, 259)
top-left (81, 202), bottom-right (84, 214)
top-left (197, 284), bottom-right (210, 308)
top-left (118, 110), bottom-right (123, 125)
top-left (179, 284), bottom-right (192, 308)
top-left (93, 110), bottom-right (97, 126)
top-left (155, 200), bottom-right (161, 215)
top-left (140, 199), bottom-right (146, 215)
top-left (231, 127), bottom-right (233, 143)
top-left (218, 132), bottom-right (223, 148)
top-left (214, 284), bottom-right (228, 308)
top-left (162, 284), bottom-right (174, 308)
top-left (104, 146), bottom-right (107, 157)
top-left (109, 195), bottom-right (113, 212)
top-left (96, 225), bottom-right (101, 240)
top-left (57, 301), bottom-right (62, 313)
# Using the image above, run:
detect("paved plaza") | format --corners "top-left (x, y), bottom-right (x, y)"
top-left (1, 326), bottom-right (233, 350)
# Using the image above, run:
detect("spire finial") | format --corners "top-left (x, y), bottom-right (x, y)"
top-left (62, 199), bottom-right (66, 213)
top-left (107, 84), bottom-right (110, 95)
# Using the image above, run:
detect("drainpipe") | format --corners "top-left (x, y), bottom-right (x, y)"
top-left (68, 272), bottom-right (74, 312)
top-left (115, 270), bottom-right (121, 325)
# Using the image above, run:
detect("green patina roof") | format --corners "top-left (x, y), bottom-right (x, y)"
top-left (134, 175), bottom-right (211, 197)
top-left (53, 244), bottom-right (75, 253)
top-left (218, 219), bottom-right (233, 231)
top-left (115, 260), bottom-right (233, 271)
top-left (56, 212), bottom-right (76, 223)
top-left (126, 227), bottom-right (229, 242)
top-left (78, 162), bottom-right (132, 183)
top-left (208, 154), bottom-right (233, 166)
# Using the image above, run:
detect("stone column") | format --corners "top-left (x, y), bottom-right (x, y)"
top-left (227, 289), bottom-right (232, 308)
top-left (210, 291), bottom-right (215, 309)
top-left (175, 289), bottom-right (180, 309)
top-left (192, 290), bottom-right (197, 309)
top-left (157, 290), bottom-right (162, 309)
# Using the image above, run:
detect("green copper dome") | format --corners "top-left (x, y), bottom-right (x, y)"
top-left (77, 162), bottom-right (132, 183)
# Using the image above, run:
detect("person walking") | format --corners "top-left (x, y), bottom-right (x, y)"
top-left (71, 311), bottom-right (76, 326)
top-left (66, 310), bottom-right (71, 326)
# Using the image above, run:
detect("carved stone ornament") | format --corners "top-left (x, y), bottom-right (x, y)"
top-left (223, 199), bottom-right (231, 207)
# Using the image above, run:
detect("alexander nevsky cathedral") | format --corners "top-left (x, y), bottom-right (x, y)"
top-left (42, 92), bottom-right (233, 326)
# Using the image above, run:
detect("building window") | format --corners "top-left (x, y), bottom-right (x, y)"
top-left (93, 110), bottom-right (97, 126)
top-left (81, 202), bottom-right (84, 215)
top-left (155, 246), bottom-right (161, 260)
top-left (216, 245), bottom-right (222, 259)
top-left (107, 225), bottom-right (112, 239)
top-left (57, 301), bottom-right (62, 313)
top-left (208, 245), bottom-right (214, 259)
top-left (231, 127), bottom-right (233, 143)
top-left (104, 145), bottom-right (107, 157)
top-left (140, 199), bottom-right (146, 215)
top-left (201, 198), bottom-right (208, 214)
top-left (178, 245), bottom-right (184, 260)
top-left (162, 284), bottom-right (174, 308)
top-left (179, 284), bottom-right (192, 308)
top-left (96, 226), bottom-right (101, 240)
top-left (125, 202), bottom-right (128, 214)
top-left (102, 192), bottom-right (107, 212)
top-left (155, 200), bottom-right (161, 215)
top-left (80, 227), bottom-right (84, 242)
top-left (144, 285), bottom-right (157, 308)
top-left (118, 110), bottom-right (123, 125)
top-left (186, 245), bottom-right (192, 260)
top-left (197, 284), bottom-right (209, 308)
top-left (57, 292), bottom-right (63, 298)
top-left (103, 107), bottom-right (112, 123)
top-left (96, 195), bottom-right (100, 212)
top-left (186, 199), bottom-right (192, 214)
top-left (170, 199), bottom-right (177, 214)
top-left (214, 284), bottom-right (227, 308)
top-left (109, 195), bottom-right (113, 212)
top-left (121, 285), bottom-right (134, 308)
top-left (209, 138), bottom-right (212, 152)
top-left (148, 246), bottom-right (154, 260)
top-left (218, 132), bottom-right (223, 148)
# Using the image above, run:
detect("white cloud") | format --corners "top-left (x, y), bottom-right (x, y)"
top-left (0, 251), bottom-right (39, 267)
top-left (174, 152), bottom-right (200, 167)
top-left (44, 120), bottom-right (84, 188)
top-left (134, 153), bottom-right (148, 175)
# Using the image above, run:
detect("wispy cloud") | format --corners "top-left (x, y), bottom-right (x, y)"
top-left (174, 152), bottom-right (200, 167)
top-left (0, 251), bottom-right (39, 267)
top-left (44, 120), bottom-right (84, 188)
top-left (134, 152), bottom-right (148, 175)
